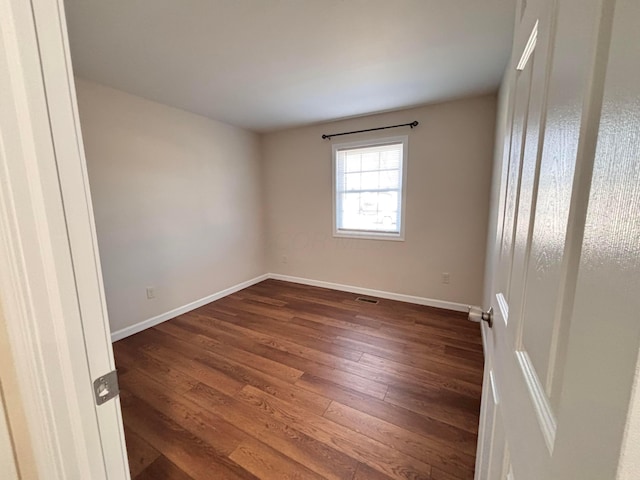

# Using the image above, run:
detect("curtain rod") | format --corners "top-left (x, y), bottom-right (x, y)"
top-left (321, 121), bottom-right (419, 140)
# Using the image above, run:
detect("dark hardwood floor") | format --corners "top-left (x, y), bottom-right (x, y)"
top-left (114, 279), bottom-right (484, 480)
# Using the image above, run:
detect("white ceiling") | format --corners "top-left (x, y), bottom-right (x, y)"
top-left (64, 0), bottom-right (515, 132)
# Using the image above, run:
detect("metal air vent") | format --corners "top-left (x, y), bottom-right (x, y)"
top-left (355, 297), bottom-right (379, 305)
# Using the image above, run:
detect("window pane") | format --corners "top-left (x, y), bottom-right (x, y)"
top-left (344, 172), bottom-right (361, 191)
top-left (379, 191), bottom-right (398, 211)
top-left (344, 153), bottom-right (361, 172)
top-left (360, 171), bottom-right (379, 190)
top-left (379, 169), bottom-right (399, 189)
top-left (361, 152), bottom-right (380, 171)
top-left (380, 150), bottom-right (401, 169)
top-left (337, 191), bottom-right (399, 232)
top-left (360, 191), bottom-right (378, 214)
top-left (342, 192), bottom-right (360, 214)
top-left (335, 141), bottom-right (403, 235)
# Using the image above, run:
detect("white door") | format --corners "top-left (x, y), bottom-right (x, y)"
top-left (476, 0), bottom-right (640, 478)
top-left (0, 0), bottom-right (129, 477)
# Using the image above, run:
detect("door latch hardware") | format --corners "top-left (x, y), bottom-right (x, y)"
top-left (93, 370), bottom-right (119, 406)
top-left (468, 306), bottom-right (494, 328)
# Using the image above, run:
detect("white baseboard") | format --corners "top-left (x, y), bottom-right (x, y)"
top-left (110, 273), bottom-right (269, 342)
top-left (268, 273), bottom-right (469, 313)
top-left (110, 272), bottom-right (470, 342)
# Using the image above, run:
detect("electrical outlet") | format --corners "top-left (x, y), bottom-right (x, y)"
top-left (281, 255), bottom-right (288, 264)
top-left (442, 272), bottom-right (450, 284)
top-left (146, 287), bottom-right (155, 299)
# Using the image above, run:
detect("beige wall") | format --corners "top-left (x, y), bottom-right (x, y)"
top-left (262, 95), bottom-right (496, 306)
top-left (75, 79), bottom-right (266, 334)
top-left (76, 80), bottom-right (496, 331)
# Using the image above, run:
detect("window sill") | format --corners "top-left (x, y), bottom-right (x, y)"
top-left (333, 231), bottom-right (405, 242)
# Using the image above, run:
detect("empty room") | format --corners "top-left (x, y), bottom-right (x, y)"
top-left (1, 0), bottom-right (640, 480)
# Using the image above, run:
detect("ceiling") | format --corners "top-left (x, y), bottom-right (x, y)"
top-left (64, 0), bottom-right (516, 132)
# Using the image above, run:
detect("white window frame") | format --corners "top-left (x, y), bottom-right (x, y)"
top-left (332, 135), bottom-right (409, 241)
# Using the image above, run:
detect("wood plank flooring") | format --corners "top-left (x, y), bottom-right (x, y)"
top-left (114, 279), bottom-right (484, 480)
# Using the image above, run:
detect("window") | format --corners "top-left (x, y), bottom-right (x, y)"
top-left (333, 136), bottom-right (408, 240)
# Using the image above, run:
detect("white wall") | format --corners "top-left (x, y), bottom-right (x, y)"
top-left (262, 96), bottom-right (497, 306)
top-left (75, 79), bottom-right (266, 334)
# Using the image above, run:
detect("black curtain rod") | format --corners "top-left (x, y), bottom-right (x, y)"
top-left (321, 121), bottom-right (419, 140)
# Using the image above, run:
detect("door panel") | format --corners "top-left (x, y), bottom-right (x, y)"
top-left (477, 0), bottom-right (619, 479)
top-left (551, 0), bottom-right (640, 476)
top-left (520, 0), bottom-right (610, 407)
top-left (476, 359), bottom-right (501, 480)
top-left (498, 59), bottom-right (533, 301)
top-left (494, 13), bottom-right (557, 471)
top-left (509, 12), bottom-right (556, 381)
top-left (477, 362), bottom-right (514, 480)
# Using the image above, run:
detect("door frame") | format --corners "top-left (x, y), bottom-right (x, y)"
top-left (0, 0), bottom-right (129, 478)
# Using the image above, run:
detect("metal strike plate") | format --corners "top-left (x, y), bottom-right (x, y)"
top-left (93, 370), bottom-right (119, 406)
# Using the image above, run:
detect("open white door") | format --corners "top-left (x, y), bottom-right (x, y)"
top-left (476, 0), bottom-right (640, 478)
top-left (0, 0), bottom-right (129, 477)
